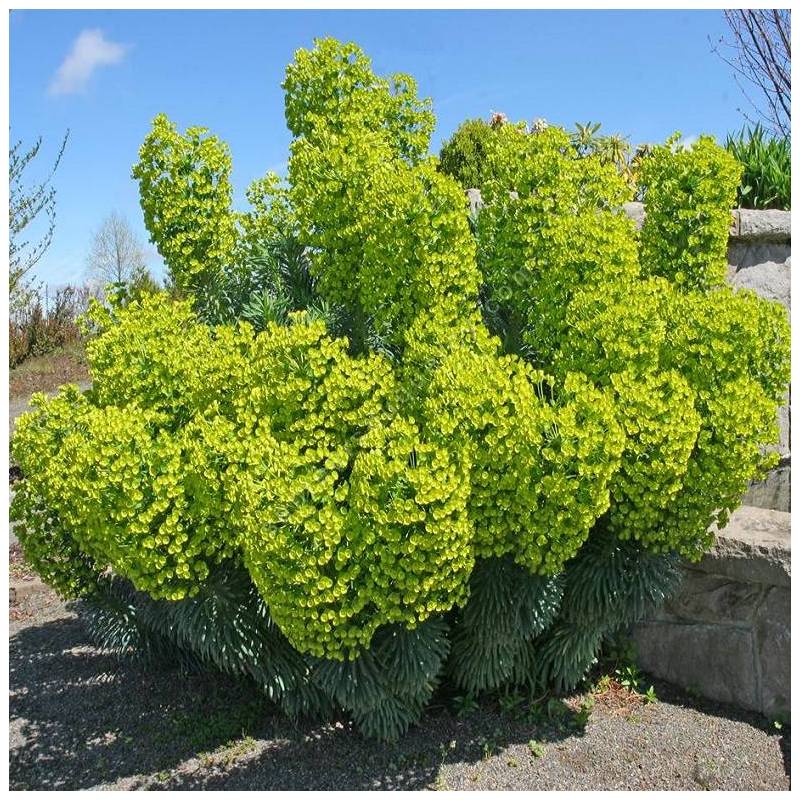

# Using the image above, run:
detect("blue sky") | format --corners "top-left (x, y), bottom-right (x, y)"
top-left (11, 9), bottom-right (748, 287)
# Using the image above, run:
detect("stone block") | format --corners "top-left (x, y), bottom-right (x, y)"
top-left (776, 400), bottom-right (790, 458)
top-left (702, 505), bottom-right (791, 587)
top-left (633, 621), bottom-right (758, 711)
top-left (663, 572), bottom-right (765, 625)
top-left (733, 209), bottom-right (791, 243)
top-left (743, 466), bottom-right (790, 514)
top-left (755, 586), bottom-right (791, 719)
top-left (728, 241), bottom-right (790, 270)
top-left (728, 257), bottom-right (790, 310)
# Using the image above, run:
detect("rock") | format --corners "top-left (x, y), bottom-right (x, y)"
top-left (633, 621), bottom-right (759, 710)
top-left (743, 466), bottom-right (791, 514)
top-left (662, 571), bottom-right (763, 625)
top-left (704, 505), bottom-right (790, 588)
top-left (733, 209), bottom-right (791, 243)
top-left (728, 258), bottom-right (790, 310)
top-left (776, 400), bottom-right (790, 458)
top-left (728, 241), bottom-right (790, 270)
top-left (633, 505), bottom-right (790, 719)
top-left (754, 586), bottom-right (791, 719)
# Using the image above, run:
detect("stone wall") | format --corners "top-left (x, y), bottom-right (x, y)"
top-left (729, 210), bottom-right (791, 513)
top-left (633, 505), bottom-right (790, 720)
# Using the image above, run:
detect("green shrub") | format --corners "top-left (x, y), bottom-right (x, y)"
top-left (726, 124), bottom-right (790, 210)
top-left (476, 125), bottom-right (786, 560)
top-left (438, 118), bottom-right (497, 192)
top-left (414, 334), bottom-right (625, 572)
top-left (11, 37), bottom-right (790, 741)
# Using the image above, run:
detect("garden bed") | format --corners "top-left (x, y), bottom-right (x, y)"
top-left (9, 585), bottom-right (789, 791)
top-left (9, 342), bottom-right (89, 401)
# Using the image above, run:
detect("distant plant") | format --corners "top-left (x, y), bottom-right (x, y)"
top-left (615, 664), bottom-right (644, 692)
top-left (86, 211), bottom-right (150, 288)
top-left (643, 685), bottom-right (658, 704)
top-left (9, 284), bottom-right (89, 369)
top-left (569, 121), bottom-right (636, 183)
top-left (438, 118), bottom-right (497, 192)
top-left (726, 124), bottom-right (790, 209)
top-left (440, 116), bottom-right (643, 193)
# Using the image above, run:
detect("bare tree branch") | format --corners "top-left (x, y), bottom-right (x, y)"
top-left (86, 211), bottom-right (149, 290)
top-left (8, 130), bottom-right (70, 303)
top-left (711, 9), bottom-right (790, 137)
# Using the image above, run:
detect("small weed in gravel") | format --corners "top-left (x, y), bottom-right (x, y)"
top-left (528, 740), bottom-right (546, 758)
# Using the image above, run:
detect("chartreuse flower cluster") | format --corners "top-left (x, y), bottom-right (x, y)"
top-left (224, 313), bottom-right (474, 658)
top-left (230, 416), bottom-right (473, 659)
top-left (132, 114), bottom-right (239, 295)
top-left (404, 313), bottom-right (624, 574)
top-left (639, 135), bottom-right (743, 291)
top-left (285, 39), bottom-right (479, 350)
top-left (476, 122), bottom-right (640, 365)
top-left (10, 35), bottom-right (790, 698)
top-left (12, 299), bottom-right (478, 658)
top-left (283, 37), bottom-right (435, 165)
top-left (11, 382), bottom-right (236, 601)
top-left (82, 295), bottom-right (251, 422)
top-left (11, 387), bottom-right (101, 597)
top-left (476, 121), bottom-right (789, 559)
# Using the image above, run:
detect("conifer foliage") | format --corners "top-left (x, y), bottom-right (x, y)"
top-left (11, 38), bottom-right (790, 741)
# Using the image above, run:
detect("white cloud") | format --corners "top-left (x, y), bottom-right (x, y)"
top-left (49, 29), bottom-right (128, 96)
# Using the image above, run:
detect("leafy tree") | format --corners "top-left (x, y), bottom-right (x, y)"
top-left (438, 117), bottom-right (497, 192)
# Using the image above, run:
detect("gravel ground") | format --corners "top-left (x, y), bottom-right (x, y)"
top-left (10, 586), bottom-right (790, 791)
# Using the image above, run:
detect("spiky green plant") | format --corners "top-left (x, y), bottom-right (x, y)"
top-left (726, 124), bottom-right (790, 209)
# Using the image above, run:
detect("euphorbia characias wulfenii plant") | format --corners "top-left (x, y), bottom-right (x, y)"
top-left (11, 37), bottom-right (790, 742)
